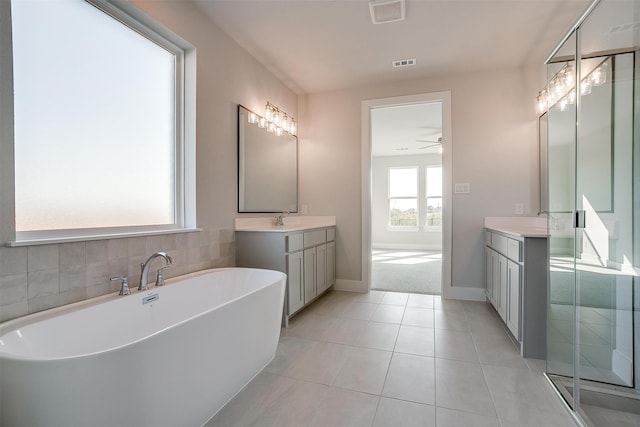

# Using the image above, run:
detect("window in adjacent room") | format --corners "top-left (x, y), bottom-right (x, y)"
top-left (388, 166), bottom-right (418, 227)
top-left (10, 0), bottom-right (190, 240)
top-left (425, 166), bottom-right (442, 227)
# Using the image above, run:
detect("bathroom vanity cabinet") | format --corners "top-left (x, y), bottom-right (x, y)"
top-left (484, 225), bottom-right (548, 359)
top-left (235, 225), bottom-right (336, 325)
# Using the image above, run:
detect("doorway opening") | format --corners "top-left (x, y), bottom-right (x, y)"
top-left (368, 100), bottom-right (444, 294)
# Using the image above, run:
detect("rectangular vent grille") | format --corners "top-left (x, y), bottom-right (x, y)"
top-left (369, 0), bottom-right (405, 24)
top-left (393, 58), bottom-right (416, 68)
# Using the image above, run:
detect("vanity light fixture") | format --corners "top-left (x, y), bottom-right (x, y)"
top-left (248, 112), bottom-right (259, 124)
top-left (246, 102), bottom-right (297, 136)
top-left (536, 59), bottom-right (608, 115)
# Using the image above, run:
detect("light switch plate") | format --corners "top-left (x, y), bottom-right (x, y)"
top-left (454, 183), bottom-right (470, 194)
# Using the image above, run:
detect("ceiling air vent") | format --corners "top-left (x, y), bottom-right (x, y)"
top-left (369, 0), bottom-right (405, 25)
top-left (392, 58), bottom-right (416, 68)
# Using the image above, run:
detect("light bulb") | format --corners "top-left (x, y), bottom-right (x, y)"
top-left (563, 65), bottom-right (574, 88)
top-left (580, 80), bottom-right (592, 95)
top-left (258, 117), bottom-right (267, 128)
top-left (248, 112), bottom-right (259, 124)
top-left (282, 114), bottom-right (290, 133)
top-left (536, 91), bottom-right (547, 114)
top-left (275, 127), bottom-right (284, 136)
top-left (267, 122), bottom-right (276, 133)
top-left (558, 97), bottom-right (568, 111)
top-left (590, 67), bottom-right (603, 85)
top-left (567, 89), bottom-right (576, 105)
top-left (274, 111), bottom-right (282, 127)
top-left (290, 119), bottom-right (297, 135)
top-left (265, 103), bottom-right (273, 121)
top-left (599, 62), bottom-right (608, 84)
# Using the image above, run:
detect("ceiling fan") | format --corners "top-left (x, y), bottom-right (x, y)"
top-left (415, 136), bottom-right (442, 150)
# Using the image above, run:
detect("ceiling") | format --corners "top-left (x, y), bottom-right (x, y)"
top-left (193, 0), bottom-right (591, 157)
top-left (194, 0), bottom-right (591, 95)
top-left (371, 102), bottom-right (442, 156)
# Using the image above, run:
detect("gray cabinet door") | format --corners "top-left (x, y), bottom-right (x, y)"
top-left (287, 251), bottom-right (304, 314)
top-left (316, 244), bottom-right (327, 295)
top-left (506, 260), bottom-right (521, 339)
top-left (304, 248), bottom-right (317, 304)
top-left (490, 249), bottom-right (500, 308)
top-left (498, 254), bottom-right (507, 322)
top-left (327, 241), bottom-right (336, 286)
top-left (485, 247), bottom-right (493, 303)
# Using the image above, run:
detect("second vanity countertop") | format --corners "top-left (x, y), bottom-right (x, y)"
top-left (235, 216), bottom-right (336, 233)
top-left (484, 216), bottom-right (548, 238)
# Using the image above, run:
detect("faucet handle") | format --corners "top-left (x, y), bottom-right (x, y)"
top-left (110, 276), bottom-right (130, 296)
top-left (155, 266), bottom-right (171, 287)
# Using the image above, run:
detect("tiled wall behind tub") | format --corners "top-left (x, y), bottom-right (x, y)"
top-left (0, 228), bottom-right (235, 322)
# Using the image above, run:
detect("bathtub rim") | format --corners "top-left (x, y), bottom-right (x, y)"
top-left (0, 267), bottom-right (286, 362)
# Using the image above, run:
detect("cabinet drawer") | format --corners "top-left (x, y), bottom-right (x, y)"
top-left (286, 233), bottom-right (304, 253)
top-left (327, 228), bottom-right (336, 242)
top-left (485, 230), bottom-right (492, 246)
top-left (304, 230), bottom-right (326, 247)
top-left (507, 238), bottom-right (522, 262)
top-left (491, 234), bottom-right (508, 255)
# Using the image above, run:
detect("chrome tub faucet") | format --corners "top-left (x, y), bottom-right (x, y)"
top-left (139, 252), bottom-right (172, 291)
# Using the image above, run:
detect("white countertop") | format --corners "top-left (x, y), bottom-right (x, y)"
top-left (235, 216), bottom-right (336, 232)
top-left (484, 216), bottom-right (549, 238)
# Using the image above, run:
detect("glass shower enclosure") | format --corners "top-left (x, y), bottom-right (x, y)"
top-left (544, 0), bottom-right (640, 425)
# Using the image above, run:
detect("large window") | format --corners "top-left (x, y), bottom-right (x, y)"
top-left (10, 0), bottom-right (190, 239)
top-left (388, 167), bottom-right (418, 227)
top-left (426, 166), bottom-right (442, 227)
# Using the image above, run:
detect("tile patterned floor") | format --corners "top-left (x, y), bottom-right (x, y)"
top-left (206, 290), bottom-right (576, 427)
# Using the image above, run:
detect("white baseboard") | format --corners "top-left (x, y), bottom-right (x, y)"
top-left (334, 279), bottom-right (367, 293)
top-left (442, 285), bottom-right (486, 301)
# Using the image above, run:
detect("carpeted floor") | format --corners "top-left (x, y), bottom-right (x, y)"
top-left (371, 249), bottom-right (441, 294)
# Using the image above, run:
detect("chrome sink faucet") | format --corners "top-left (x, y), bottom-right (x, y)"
top-left (275, 211), bottom-right (289, 226)
top-left (139, 252), bottom-right (172, 291)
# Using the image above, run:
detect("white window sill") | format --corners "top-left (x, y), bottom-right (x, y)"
top-left (6, 227), bottom-right (202, 247)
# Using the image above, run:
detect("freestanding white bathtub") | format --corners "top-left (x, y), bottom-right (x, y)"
top-left (0, 267), bottom-right (286, 427)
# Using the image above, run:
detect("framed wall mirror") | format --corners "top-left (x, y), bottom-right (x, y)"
top-left (237, 105), bottom-right (298, 213)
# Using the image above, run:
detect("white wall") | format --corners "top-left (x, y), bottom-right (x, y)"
top-left (299, 66), bottom-right (541, 292)
top-left (371, 154), bottom-right (442, 250)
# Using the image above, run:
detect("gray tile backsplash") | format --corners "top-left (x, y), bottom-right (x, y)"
top-left (0, 228), bottom-right (235, 322)
top-left (0, 246), bottom-right (27, 276)
top-left (28, 245), bottom-right (59, 272)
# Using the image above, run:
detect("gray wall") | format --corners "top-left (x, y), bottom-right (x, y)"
top-left (298, 66), bottom-right (541, 292)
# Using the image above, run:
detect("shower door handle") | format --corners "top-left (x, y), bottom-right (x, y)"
top-left (574, 210), bottom-right (586, 229)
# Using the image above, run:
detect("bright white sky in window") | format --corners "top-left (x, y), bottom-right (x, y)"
top-left (426, 166), bottom-right (442, 197)
top-left (12, 0), bottom-right (176, 231)
top-left (389, 167), bottom-right (417, 198)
